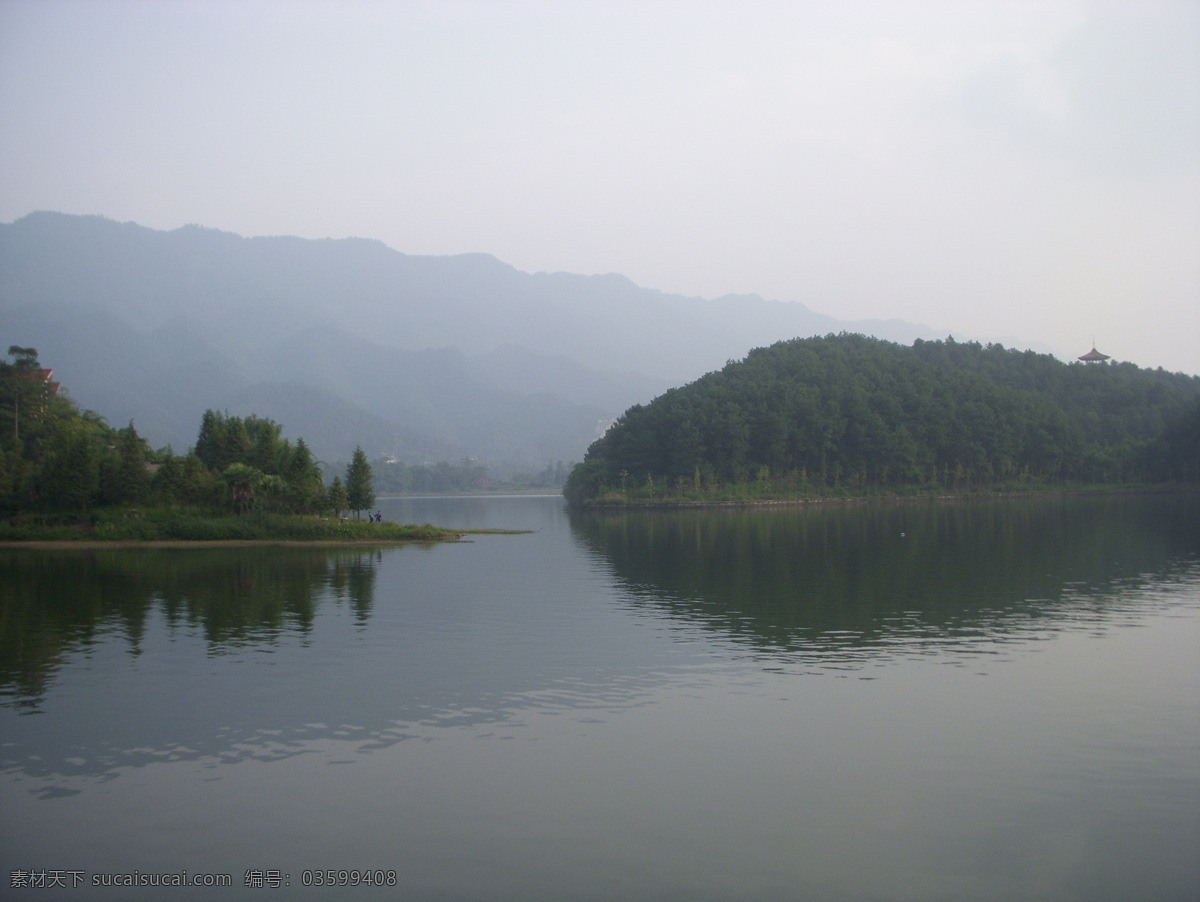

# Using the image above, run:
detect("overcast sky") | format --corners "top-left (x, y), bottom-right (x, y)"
top-left (2, 0), bottom-right (1197, 374)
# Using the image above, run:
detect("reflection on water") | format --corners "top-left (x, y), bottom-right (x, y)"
top-left (0, 547), bottom-right (382, 712)
top-left (1, 494), bottom-right (1198, 902)
top-left (570, 493), bottom-right (1200, 668)
top-left (0, 531), bottom-right (665, 792)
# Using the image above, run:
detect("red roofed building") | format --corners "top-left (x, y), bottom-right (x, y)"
top-left (1078, 346), bottom-right (1110, 363)
top-left (37, 368), bottom-right (60, 395)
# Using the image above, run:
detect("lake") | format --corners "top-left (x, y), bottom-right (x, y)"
top-left (2, 493), bottom-right (1198, 901)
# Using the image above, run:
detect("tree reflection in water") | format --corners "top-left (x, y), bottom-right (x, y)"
top-left (0, 546), bottom-right (380, 711)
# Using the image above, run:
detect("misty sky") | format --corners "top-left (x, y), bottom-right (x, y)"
top-left (2, 0), bottom-right (1197, 374)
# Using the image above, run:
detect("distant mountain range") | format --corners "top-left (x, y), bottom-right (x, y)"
top-left (2, 211), bottom-right (945, 471)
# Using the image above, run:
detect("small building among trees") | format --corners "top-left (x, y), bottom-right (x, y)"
top-left (1078, 345), bottom-right (1111, 363)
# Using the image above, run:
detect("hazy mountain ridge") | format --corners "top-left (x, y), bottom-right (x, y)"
top-left (2, 211), bottom-right (942, 469)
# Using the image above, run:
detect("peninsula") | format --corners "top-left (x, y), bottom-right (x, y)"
top-left (565, 334), bottom-right (1200, 506)
top-left (0, 346), bottom-right (464, 543)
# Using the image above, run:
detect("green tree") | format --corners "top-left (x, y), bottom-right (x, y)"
top-left (194, 409), bottom-right (223, 470)
top-left (326, 475), bottom-right (348, 518)
top-left (285, 437), bottom-right (324, 513)
top-left (152, 450), bottom-right (184, 505)
top-left (179, 452), bottom-right (217, 507)
top-left (345, 447), bottom-right (374, 518)
top-left (41, 426), bottom-right (101, 511)
top-left (257, 474), bottom-right (289, 513)
top-left (111, 420), bottom-right (150, 504)
top-left (246, 416), bottom-right (286, 473)
top-left (222, 463), bottom-right (263, 514)
top-left (195, 410), bottom-right (254, 472)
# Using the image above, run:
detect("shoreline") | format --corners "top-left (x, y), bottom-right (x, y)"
top-left (0, 536), bottom-right (468, 550)
top-left (0, 527), bottom-right (532, 548)
top-left (573, 484), bottom-right (1192, 511)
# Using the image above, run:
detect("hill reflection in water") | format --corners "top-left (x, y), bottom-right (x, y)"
top-left (569, 493), bottom-right (1200, 669)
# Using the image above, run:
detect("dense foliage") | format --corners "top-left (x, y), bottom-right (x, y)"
top-left (1, 347), bottom-right (375, 522)
top-left (565, 334), bottom-right (1200, 505)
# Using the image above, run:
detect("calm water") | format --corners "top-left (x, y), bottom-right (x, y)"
top-left (1, 494), bottom-right (1198, 901)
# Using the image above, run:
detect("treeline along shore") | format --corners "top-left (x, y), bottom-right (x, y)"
top-left (565, 334), bottom-right (1200, 506)
top-left (6, 334), bottom-right (1198, 529)
top-left (0, 346), bottom-right (465, 542)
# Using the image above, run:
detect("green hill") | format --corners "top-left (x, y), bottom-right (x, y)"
top-left (565, 334), bottom-right (1200, 505)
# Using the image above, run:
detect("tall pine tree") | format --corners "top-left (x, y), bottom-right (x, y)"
top-left (345, 446), bottom-right (374, 518)
top-left (326, 475), bottom-right (348, 518)
top-left (112, 421), bottom-right (149, 504)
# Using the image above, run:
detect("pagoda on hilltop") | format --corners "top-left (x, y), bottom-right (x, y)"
top-left (1078, 344), bottom-right (1111, 363)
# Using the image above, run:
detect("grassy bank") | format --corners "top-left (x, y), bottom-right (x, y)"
top-left (0, 509), bottom-right (465, 543)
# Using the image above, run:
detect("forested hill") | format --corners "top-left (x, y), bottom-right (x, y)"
top-left (565, 334), bottom-right (1200, 505)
